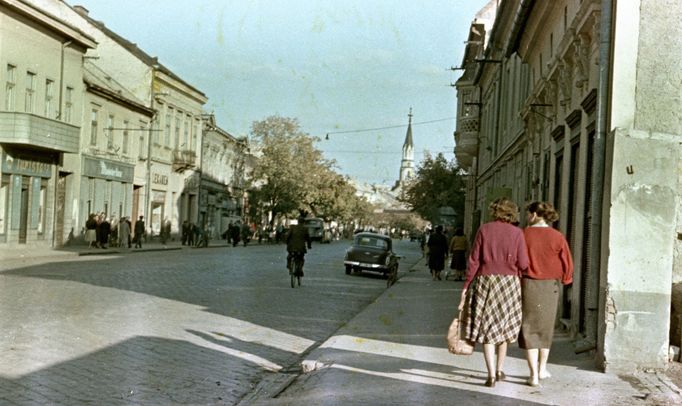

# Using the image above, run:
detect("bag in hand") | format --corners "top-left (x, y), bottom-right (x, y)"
top-left (446, 310), bottom-right (474, 355)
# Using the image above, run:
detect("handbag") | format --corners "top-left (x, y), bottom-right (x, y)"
top-left (446, 309), bottom-right (474, 355)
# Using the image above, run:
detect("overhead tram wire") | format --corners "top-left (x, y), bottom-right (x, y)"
top-left (324, 117), bottom-right (456, 140)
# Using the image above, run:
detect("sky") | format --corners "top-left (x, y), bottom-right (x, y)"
top-left (72, 0), bottom-right (490, 185)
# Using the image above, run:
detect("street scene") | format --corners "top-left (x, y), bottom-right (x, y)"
top-left (2, 0), bottom-right (682, 405)
top-left (0, 240), bottom-right (421, 404)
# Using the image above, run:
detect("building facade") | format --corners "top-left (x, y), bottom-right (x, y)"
top-left (198, 114), bottom-right (249, 238)
top-left (455, 0), bottom-right (682, 372)
top-left (0, 0), bottom-right (95, 247)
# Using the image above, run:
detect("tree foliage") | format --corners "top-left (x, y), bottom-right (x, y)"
top-left (399, 153), bottom-right (466, 225)
top-left (249, 115), bottom-right (371, 223)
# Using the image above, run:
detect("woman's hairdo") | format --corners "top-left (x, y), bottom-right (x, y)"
top-left (489, 197), bottom-right (519, 223)
top-left (526, 201), bottom-right (560, 223)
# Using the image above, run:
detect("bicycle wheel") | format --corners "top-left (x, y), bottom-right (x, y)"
top-left (296, 259), bottom-right (303, 287)
top-left (290, 270), bottom-right (295, 288)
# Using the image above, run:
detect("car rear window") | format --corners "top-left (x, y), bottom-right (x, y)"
top-left (355, 236), bottom-right (387, 249)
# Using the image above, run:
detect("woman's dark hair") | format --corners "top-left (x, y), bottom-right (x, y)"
top-left (526, 201), bottom-right (560, 223)
top-left (454, 228), bottom-right (463, 236)
top-left (489, 197), bottom-right (519, 223)
top-left (435, 225), bottom-right (443, 233)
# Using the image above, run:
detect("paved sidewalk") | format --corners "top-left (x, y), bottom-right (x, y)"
top-left (247, 259), bottom-right (682, 405)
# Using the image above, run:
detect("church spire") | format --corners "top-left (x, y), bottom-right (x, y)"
top-left (403, 107), bottom-right (414, 149)
top-left (395, 108), bottom-right (415, 189)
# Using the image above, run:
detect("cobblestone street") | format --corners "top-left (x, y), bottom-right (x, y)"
top-left (0, 240), bottom-right (422, 404)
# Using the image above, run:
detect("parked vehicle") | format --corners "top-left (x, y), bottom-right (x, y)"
top-left (303, 217), bottom-right (325, 241)
top-left (344, 232), bottom-right (400, 281)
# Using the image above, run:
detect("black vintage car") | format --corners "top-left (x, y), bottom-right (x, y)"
top-left (344, 232), bottom-right (399, 277)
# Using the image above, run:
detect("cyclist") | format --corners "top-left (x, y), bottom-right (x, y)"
top-left (286, 216), bottom-right (312, 275)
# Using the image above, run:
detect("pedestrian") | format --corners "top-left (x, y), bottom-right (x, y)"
top-left (160, 218), bottom-right (171, 246)
top-left (427, 225), bottom-right (448, 281)
top-left (448, 228), bottom-right (468, 281)
top-left (119, 216), bottom-right (131, 249)
top-left (230, 222), bottom-right (241, 247)
top-left (241, 222), bottom-right (251, 247)
top-left (520, 201), bottom-right (574, 387)
top-left (85, 213), bottom-right (97, 248)
top-left (458, 197), bottom-right (529, 388)
top-left (134, 215), bottom-right (145, 248)
top-left (99, 217), bottom-right (111, 249)
top-left (187, 222), bottom-right (195, 247)
top-left (181, 220), bottom-right (189, 245)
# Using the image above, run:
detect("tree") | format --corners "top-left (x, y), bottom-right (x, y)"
top-left (248, 115), bottom-right (372, 223)
top-left (398, 153), bottom-right (466, 225)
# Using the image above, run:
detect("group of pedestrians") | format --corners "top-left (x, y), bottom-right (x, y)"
top-left (456, 197), bottom-right (573, 388)
top-left (84, 213), bottom-right (145, 249)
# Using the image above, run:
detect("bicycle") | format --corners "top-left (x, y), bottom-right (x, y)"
top-left (288, 251), bottom-right (305, 288)
top-left (386, 264), bottom-right (398, 288)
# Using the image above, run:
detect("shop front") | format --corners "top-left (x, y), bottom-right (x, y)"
top-left (0, 148), bottom-right (56, 245)
top-left (80, 156), bottom-right (134, 228)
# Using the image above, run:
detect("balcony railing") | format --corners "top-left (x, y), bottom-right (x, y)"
top-left (172, 149), bottom-right (197, 171)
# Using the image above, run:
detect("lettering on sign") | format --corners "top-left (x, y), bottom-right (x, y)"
top-left (99, 161), bottom-right (123, 178)
top-left (153, 173), bottom-right (169, 185)
top-left (3, 154), bottom-right (52, 177)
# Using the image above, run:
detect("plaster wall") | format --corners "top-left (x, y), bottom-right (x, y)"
top-left (599, 0), bottom-right (682, 371)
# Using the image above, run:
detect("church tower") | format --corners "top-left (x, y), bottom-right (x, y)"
top-left (398, 108), bottom-right (415, 187)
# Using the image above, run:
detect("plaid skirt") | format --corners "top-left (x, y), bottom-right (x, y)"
top-left (464, 275), bottom-right (522, 345)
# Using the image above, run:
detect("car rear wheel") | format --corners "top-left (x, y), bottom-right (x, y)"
top-left (345, 265), bottom-right (352, 275)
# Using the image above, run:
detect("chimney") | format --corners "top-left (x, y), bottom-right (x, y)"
top-left (73, 5), bottom-right (89, 17)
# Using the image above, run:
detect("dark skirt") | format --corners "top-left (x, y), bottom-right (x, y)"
top-left (519, 278), bottom-right (560, 349)
top-left (450, 250), bottom-right (466, 270)
top-left (464, 275), bottom-right (522, 345)
top-left (428, 252), bottom-right (446, 271)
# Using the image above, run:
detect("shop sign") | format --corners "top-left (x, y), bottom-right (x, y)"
top-left (2, 151), bottom-right (52, 177)
top-left (83, 156), bottom-right (134, 182)
top-left (153, 173), bottom-right (169, 185)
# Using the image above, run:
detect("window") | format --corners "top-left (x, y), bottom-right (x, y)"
top-left (164, 109), bottom-right (172, 146)
top-left (90, 109), bottom-right (98, 146)
top-left (107, 114), bottom-right (114, 150)
top-left (122, 120), bottom-right (129, 154)
top-left (25, 71), bottom-right (36, 113)
top-left (45, 79), bottom-right (54, 118)
top-left (5, 64), bottom-right (16, 110)
top-left (0, 176), bottom-right (8, 234)
top-left (64, 86), bottom-right (73, 123)
top-left (184, 115), bottom-right (190, 149)
top-left (174, 112), bottom-right (181, 149)
top-left (139, 121), bottom-right (147, 159)
top-left (37, 181), bottom-right (47, 234)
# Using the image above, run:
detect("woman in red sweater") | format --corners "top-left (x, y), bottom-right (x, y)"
top-left (521, 201), bottom-right (573, 387)
top-left (458, 197), bottom-right (529, 387)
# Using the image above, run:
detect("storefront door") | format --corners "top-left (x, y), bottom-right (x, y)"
top-left (18, 182), bottom-right (29, 244)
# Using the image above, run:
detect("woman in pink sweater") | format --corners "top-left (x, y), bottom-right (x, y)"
top-left (458, 197), bottom-right (529, 387)
top-left (521, 201), bottom-right (573, 386)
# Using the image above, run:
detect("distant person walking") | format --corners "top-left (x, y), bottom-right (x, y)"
top-left (520, 201), bottom-right (574, 387)
top-left (99, 217), bottom-right (111, 249)
top-left (134, 216), bottom-right (145, 248)
top-left (119, 216), bottom-right (131, 249)
top-left (448, 228), bottom-right (468, 281)
top-left (459, 197), bottom-right (529, 388)
top-left (427, 225), bottom-right (448, 281)
top-left (85, 213), bottom-right (97, 248)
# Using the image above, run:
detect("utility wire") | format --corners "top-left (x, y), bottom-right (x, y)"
top-left (326, 117), bottom-right (455, 136)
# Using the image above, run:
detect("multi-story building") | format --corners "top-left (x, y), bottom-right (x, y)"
top-left (28, 0), bottom-right (208, 238)
top-left (0, 0), bottom-right (95, 247)
top-left (455, 0), bottom-right (682, 372)
top-left (199, 114), bottom-right (249, 238)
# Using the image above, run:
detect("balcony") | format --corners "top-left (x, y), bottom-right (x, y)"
top-left (0, 112), bottom-right (80, 153)
top-left (172, 148), bottom-right (197, 172)
top-left (454, 116), bottom-right (480, 169)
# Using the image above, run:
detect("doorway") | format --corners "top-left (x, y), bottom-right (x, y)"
top-left (18, 178), bottom-right (29, 244)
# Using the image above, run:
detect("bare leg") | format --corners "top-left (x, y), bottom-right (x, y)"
top-left (496, 342), bottom-right (508, 375)
top-left (538, 348), bottom-right (551, 379)
top-left (526, 348), bottom-right (540, 386)
top-left (483, 343), bottom-right (496, 382)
